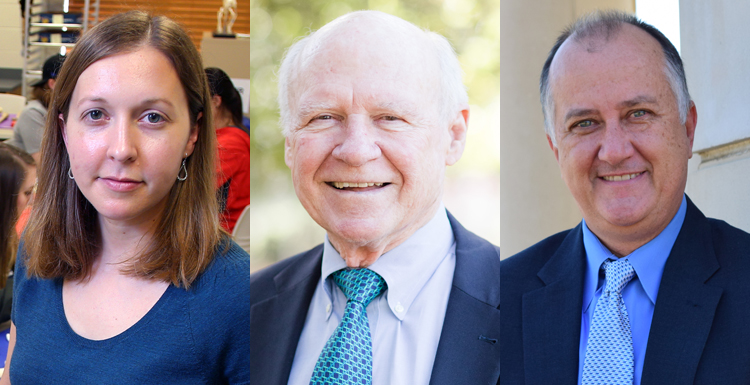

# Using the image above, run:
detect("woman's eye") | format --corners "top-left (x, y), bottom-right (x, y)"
top-left (87, 110), bottom-right (103, 120)
top-left (146, 113), bottom-right (163, 123)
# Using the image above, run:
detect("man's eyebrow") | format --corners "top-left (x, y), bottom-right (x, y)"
top-left (617, 95), bottom-right (658, 109)
top-left (296, 102), bottom-right (336, 119)
top-left (564, 108), bottom-right (598, 123)
top-left (562, 96), bottom-right (659, 122)
top-left (374, 101), bottom-right (418, 117)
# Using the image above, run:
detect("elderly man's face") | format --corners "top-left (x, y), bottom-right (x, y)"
top-left (284, 26), bottom-right (466, 257)
top-left (548, 25), bottom-right (696, 251)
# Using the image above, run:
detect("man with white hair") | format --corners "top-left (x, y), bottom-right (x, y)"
top-left (250, 11), bottom-right (500, 385)
top-left (501, 11), bottom-right (750, 384)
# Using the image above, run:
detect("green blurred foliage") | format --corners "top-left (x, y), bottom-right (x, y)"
top-left (249, 0), bottom-right (500, 195)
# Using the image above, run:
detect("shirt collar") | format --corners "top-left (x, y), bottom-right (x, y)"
top-left (320, 203), bottom-right (455, 320)
top-left (582, 195), bottom-right (687, 312)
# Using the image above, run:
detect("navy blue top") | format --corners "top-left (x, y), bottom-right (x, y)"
top-left (10, 240), bottom-right (249, 384)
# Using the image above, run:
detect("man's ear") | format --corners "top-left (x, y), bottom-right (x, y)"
top-left (184, 111), bottom-right (201, 156)
top-left (547, 134), bottom-right (560, 163)
top-left (445, 107), bottom-right (469, 166)
top-left (685, 101), bottom-right (698, 159)
top-left (284, 135), bottom-right (294, 168)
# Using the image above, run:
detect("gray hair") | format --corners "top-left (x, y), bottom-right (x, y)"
top-left (277, 10), bottom-right (468, 137)
top-left (540, 10), bottom-right (690, 146)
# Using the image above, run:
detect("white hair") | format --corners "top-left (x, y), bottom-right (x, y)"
top-left (277, 10), bottom-right (468, 137)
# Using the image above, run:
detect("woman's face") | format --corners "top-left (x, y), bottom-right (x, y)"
top-left (62, 47), bottom-right (198, 229)
top-left (16, 165), bottom-right (36, 214)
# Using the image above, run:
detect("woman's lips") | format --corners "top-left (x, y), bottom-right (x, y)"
top-left (100, 177), bottom-right (142, 192)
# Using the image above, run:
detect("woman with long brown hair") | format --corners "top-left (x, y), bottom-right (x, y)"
top-left (1, 11), bottom-right (249, 384)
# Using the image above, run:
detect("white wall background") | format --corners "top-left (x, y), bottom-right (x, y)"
top-left (681, 0), bottom-right (750, 232)
top-left (0, 0), bottom-right (23, 69)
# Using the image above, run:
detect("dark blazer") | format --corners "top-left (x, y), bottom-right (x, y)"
top-left (250, 212), bottom-right (501, 385)
top-left (500, 197), bottom-right (750, 384)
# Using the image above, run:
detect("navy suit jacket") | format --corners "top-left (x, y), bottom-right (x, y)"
top-left (250, 212), bottom-right (501, 385)
top-left (500, 197), bottom-right (750, 384)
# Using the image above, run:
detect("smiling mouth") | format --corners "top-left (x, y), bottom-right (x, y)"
top-left (328, 182), bottom-right (389, 190)
top-left (601, 172), bottom-right (644, 182)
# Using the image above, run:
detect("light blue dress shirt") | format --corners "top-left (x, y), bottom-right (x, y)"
top-left (288, 204), bottom-right (456, 385)
top-left (578, 195), bottom-right (687, 385)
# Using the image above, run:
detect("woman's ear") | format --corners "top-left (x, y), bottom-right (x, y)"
top-left (185, 111), bottom-right (201, 156)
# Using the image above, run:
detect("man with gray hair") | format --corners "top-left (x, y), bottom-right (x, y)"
top-left (501, 10), bottom-right (750, 384)
top-left (250, 11), bottom-right (500, 385)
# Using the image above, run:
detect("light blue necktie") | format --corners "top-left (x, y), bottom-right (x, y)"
top-left (582, 259), bottom-right (636, 385)
top-left (310, 268), bottom-right (387, 385)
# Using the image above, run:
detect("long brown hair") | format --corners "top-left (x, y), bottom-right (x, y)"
top-left (24, 11), bottom-right (226, 288)
top-left (0, 143), bottom-right (34, 288)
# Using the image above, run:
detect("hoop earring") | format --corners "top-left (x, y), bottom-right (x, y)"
top-left (68, 168), bottom-right (74, 180)
top-left (177, 154), bottom-right (188, 181)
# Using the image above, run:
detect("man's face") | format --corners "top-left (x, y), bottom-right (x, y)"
top-left (284, 24), bottom-right (466, 256)
top-left (548, 25), bottom-right (696, 250)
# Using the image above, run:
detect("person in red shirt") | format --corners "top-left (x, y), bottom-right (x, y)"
top-left (205, 68), bottom-right (250, 233)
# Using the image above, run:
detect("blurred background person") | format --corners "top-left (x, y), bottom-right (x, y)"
top-left (0, 143), bottom-right (35, 326)
top-left (6, 54), bottom-right (66, 164)
top-left (205, 67), bottom-right (250, 233)
top-left (1, 12), bottom-right (249, 384)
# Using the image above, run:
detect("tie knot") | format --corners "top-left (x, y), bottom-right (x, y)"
top-left (602, 259), bottom-right (635, 295)
top-left (332, 268), bottom-right (387, 306)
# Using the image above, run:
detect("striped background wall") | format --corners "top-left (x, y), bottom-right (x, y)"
top-left (70, 0), bottom-right (249, 51)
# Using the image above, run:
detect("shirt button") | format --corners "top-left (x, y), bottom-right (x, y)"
top-left (395, 303), bottom-right (404, 313)
top-left (326, 304), bottom-right (332, 313)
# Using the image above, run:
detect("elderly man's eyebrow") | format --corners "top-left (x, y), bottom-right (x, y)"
top-left (618, 95), bottom-right (658, 108)
top-left (375, 101), bottom-right (418, 117)
top-left (297, 102), bottom-right (337, 119)
top-left (564, 108), bottom-right (598, 123)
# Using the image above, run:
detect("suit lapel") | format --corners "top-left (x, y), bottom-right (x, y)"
top-left (429, 213), bottom-right (502, 385)
top-left (249, 246), bottom-right (323, 385)
top-left (641, 199), bottom-right (722, 385)
top-left (522, 224), bottom-right (586, 385)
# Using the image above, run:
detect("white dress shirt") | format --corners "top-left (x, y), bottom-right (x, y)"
top-left (288, 204), bottom-right (456, 385)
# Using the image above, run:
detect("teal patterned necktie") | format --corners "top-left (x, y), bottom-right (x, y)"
top-left (310, 268), bottom-right (387, 385)
top-left (582, 259), bottom-right (636, 385)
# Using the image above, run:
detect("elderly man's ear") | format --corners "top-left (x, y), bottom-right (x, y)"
top-left (445, 108), bottom-right (469, 166)
top-left (284, 136), bottom-right (293, 168)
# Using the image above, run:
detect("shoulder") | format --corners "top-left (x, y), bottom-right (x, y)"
top-left (501, 228), bottom-right (573, 278)
top-left (217, 127), bottom-right (250, 149)
top-left (178, 240), bottom-right (250, 383)
top-left (187, 240), bottom-right (249, 312)
top-left (194, 240), bottom-right (249, 290)
top-left (185, 239), bottom-right (250, 321)
top-left (250, 244), bottom-right (323, 304)
top-left (447, 211), bottom-right (499, 260)
top-left (705, 217), bottom-right (750, 266)
top-left (18, 100), bottom-right (46, 118)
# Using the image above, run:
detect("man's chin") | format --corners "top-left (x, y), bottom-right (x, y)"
top-left (327, 220), bottom-right (389, 246)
